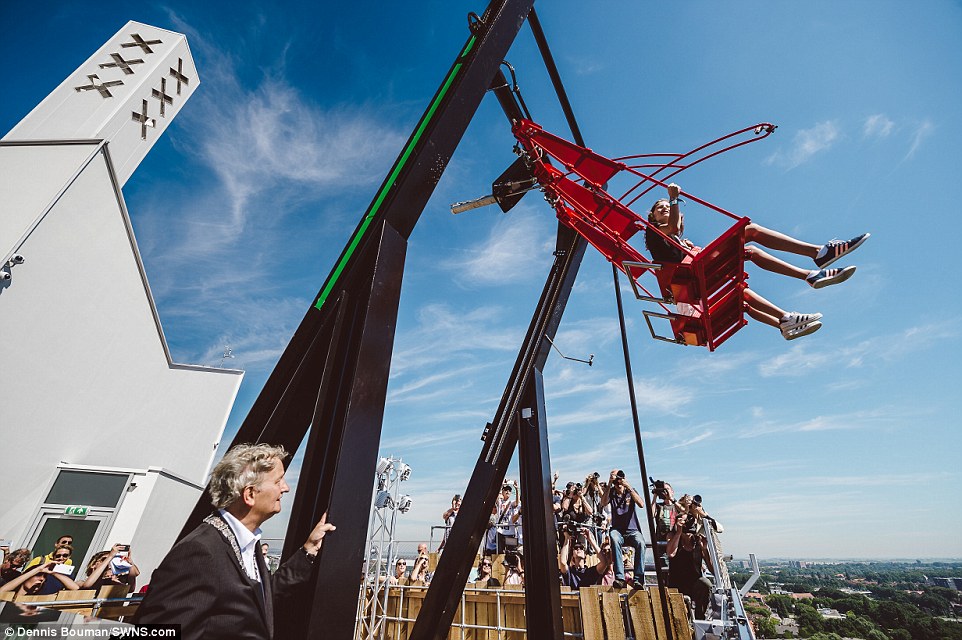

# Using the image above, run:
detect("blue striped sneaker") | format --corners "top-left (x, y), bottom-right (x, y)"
top-left (814, 233), bottom-right (870, 268)
top-left (807, 265), bottom-right (856, 289)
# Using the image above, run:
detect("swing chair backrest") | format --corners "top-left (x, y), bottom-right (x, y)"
top-left (650, 217), bottom-right (749, 350)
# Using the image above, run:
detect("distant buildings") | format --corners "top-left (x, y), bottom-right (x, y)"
top-left (928, 576), bottom-right (962, 590)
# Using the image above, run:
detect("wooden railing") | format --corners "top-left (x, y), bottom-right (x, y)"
top-left (357, 583), bottom-right (692, 640)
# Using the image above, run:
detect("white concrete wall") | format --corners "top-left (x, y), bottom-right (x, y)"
top-left (0, 144), bottom-right (242, 546)
top-left (129, 469), bottom-right (209, 581)
top-left (0, 22), bottom-right (238, 571)
top-left (93, 468), bottom-right (206, 582)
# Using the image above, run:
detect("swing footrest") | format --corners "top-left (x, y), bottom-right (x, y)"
top-left (643, 310), bottom-right (704, 347)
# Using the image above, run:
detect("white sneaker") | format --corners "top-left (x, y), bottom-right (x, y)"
top-left (782, 320), bottom-right (822, 340)
top-left (780, 312), bottom-right (823, 331)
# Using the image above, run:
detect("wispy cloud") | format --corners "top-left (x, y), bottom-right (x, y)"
top-left (736, 408), bottom-right (890, 439)
top-left (390, 303), bottom-right (524, 378)
top-left (905, 120), bottom-right (934, 160)
top-left (758, 321), bottom-right (957, 379)
top-left (667, 430), bottom-right (714, 449)
top-left (765, 121), bottom-right (840, 169)
top-left (545, 375), bottom-right (695, 427)
top-left (446, 207), bottom-right (554, 286)
top-left (862, 114), bottom-right (894, 139)
top-left (757, 341), bottom-right (868, 378)
top-left (136, 12), bottom-right (406, 371)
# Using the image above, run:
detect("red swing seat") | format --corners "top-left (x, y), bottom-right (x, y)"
top-left (625, 218), bottom-right (749, 351)
top-left (509, 119), bottom-right (774, 351)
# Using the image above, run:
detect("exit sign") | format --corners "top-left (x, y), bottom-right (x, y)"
top-left (64, 506), bottom-right (89, 516)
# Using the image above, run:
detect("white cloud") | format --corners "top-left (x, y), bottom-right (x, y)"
top-left (545, 375), bottom-right (695, 428)
top-left (862, 114), bottom-right (894, 139)
top-left (757, 340), bottom-right (872, 378)
top-left (446, 208), bottom-right (554, 286)
top-left (757, 321), bottom-right (957, 379)
top-left (736, 408), bottom-right (890, 439)
top-left (133, 13), bottom-right (406, 372)
top-left (390, 303), bottom-right (524, 378)
top-left (667, 430), bottom-right (714, 449)
top-left (905, 120), bottom-right (934, 160)
top-left (765, 121), bottom-right (840, 169)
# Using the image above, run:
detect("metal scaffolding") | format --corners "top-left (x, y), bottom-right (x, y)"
top-left (357, 456), bottom-right (412, 640)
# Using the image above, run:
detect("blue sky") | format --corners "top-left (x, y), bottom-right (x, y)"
top-left (4, 1), bottom-right (960, 559)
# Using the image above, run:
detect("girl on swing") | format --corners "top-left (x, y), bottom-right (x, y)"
top-left (644, 183), bottom-right (869, 340)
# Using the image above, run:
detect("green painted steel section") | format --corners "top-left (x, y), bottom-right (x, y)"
top-left (313, 35), bottom-right (478, 311)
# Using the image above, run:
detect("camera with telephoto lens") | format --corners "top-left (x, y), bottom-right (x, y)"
top-left (649, 477), bottom-right (669, 499)
top-left (591, 513), bottom-right (606, 527)
top-left (683, 513), bottom-right (698, 534)
top-left (558, 514), bottom-right (585, 536)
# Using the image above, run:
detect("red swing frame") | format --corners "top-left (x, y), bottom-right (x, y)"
top-left (510, 119), bottom-right (775, 351)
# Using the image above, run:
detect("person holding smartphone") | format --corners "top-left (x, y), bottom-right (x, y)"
top-left (81, 543), bottom-right (140, 591)
top-left (30, 546), bottom-right (79, 595)
top-left (0, 560), bottom-right (79, 597)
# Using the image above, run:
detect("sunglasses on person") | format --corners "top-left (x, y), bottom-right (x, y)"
top-left (53, 553), bottom-right (71, 560)
top-left (481, 562), bottom-right (492, 567)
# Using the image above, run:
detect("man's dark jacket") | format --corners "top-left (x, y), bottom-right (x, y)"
top-left (135, 515), bottom-right (313, 640)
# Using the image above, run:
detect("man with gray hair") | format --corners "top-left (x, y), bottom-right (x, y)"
top-left (136, 443), bottom-right (335, 639)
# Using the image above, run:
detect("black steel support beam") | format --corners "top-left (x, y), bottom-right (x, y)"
top-left (182, 0), bottom-right (540, 535)
top-left (177, 2), bottom-right (541, 638)
top-left (409, 230), bottom-right (587, 640)
top-left (277, 221), bottom-right (407, 640)
top-left (517, 368), bottom-right (564, 638)
top-left (410, 10), bottom-right (593, 639)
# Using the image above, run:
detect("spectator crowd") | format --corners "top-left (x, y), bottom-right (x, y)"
top-left (1, 467), bottom-right (723, 623)
top-left (386, 468), bottom-right (724, 620)
top-left (0, 535), bottom-right (140, 599)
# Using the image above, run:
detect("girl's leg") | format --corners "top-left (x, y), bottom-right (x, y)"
top-left (745, 246), bottom-right (812, 280)
top-left (743, 288), bottom-right (783, 328)
top-left (745, 223), bottom-right (820, 259)
top-left (743, 288), bottom-right (822, 338)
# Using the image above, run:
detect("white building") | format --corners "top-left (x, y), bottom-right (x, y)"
top-left (0, 21), bottom-right (242, 581)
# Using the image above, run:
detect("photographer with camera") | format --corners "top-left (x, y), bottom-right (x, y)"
top-left (437, 495), bottom-right (461, 553)
top-left (558, 527), bottom-right (609, 590)
top-left (485, 481), bottom-right (520, 554)
top-left (559, 481), bottom-right (593, 545)
top-left (650, 479), bottom-right (677, 569)
top-left (601, 469), bottom-right (647, 589)
top-left (583, 472), bottom-right (608, 530)
top-left (409, 543), bottom-right (431, 584)
top-left (667, 498), bottom-right (716, 618)
top-left (501, 551), bottom-right (524, 586)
